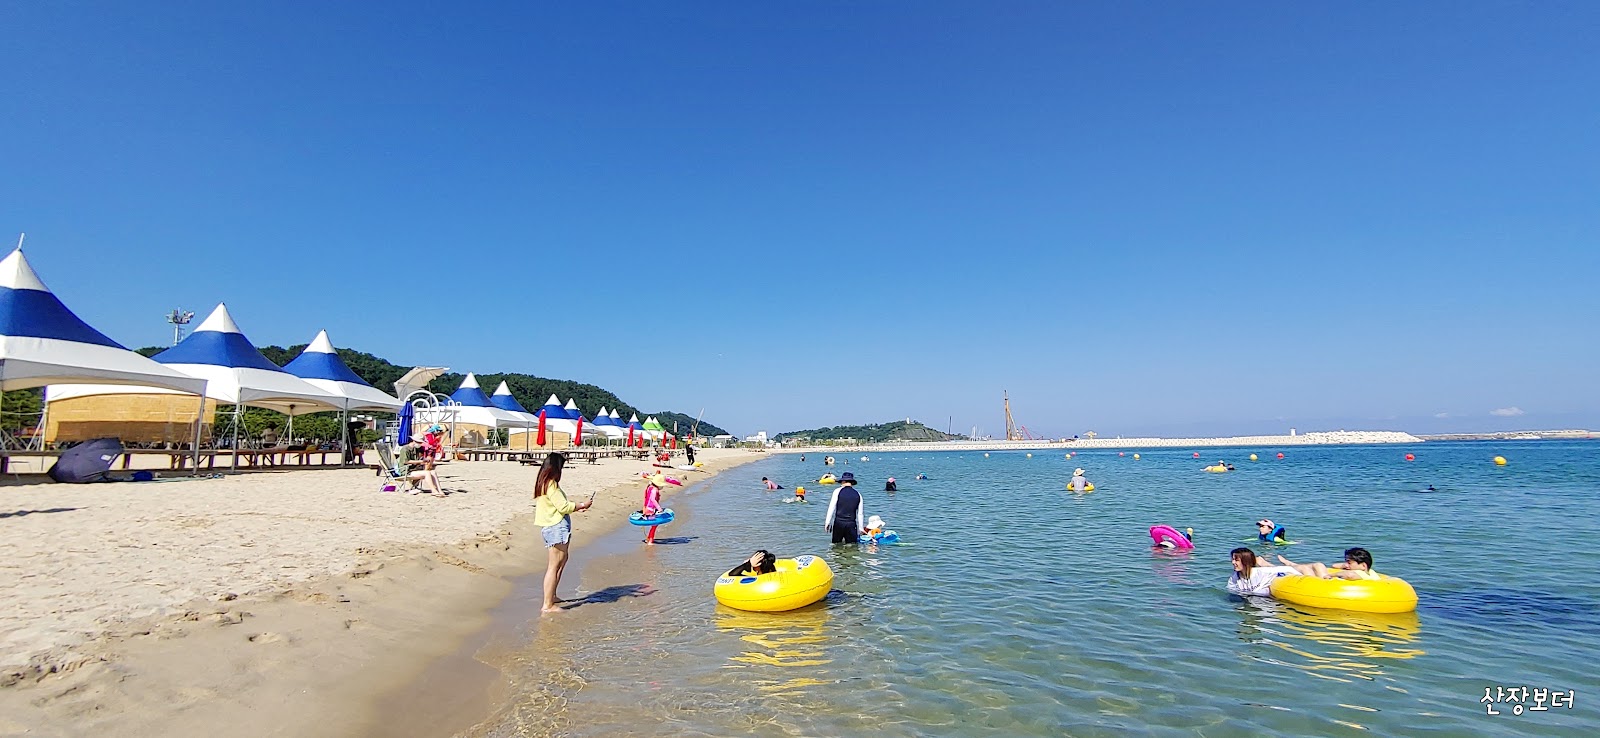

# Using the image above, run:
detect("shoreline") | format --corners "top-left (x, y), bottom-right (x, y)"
top-left (0, 448), bottom-right (764, 737)
top-left (777, 430), bottom-right (1425, 453)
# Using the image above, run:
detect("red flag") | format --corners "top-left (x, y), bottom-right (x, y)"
top-left (668, 435), bottom-right (676, 449)
top-left (536, 410), bottom-right (547, 447)
top-left (574, 416), bottom-right (584, 446)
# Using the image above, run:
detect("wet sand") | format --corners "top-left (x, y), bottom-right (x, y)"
top-left (0, 448), bottom-right (762, 737)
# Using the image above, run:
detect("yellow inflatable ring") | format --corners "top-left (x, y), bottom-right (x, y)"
top-left (1064, 482), bottom-right (1095, 492)
top-left (1270, 573), bottom-right (1418, 614)
top-left (817, 474), bottom-right (838, 484)
top-left (1204, 465), bottom-right (1229, 473)
top-left (714, 555), bottom-right (834, 612)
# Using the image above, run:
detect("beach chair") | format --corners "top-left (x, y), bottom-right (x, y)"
top-left (372, 441), bottom-right (416, 493)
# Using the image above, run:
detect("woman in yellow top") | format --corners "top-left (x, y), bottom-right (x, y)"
top-left (534, 453), bottom-right (593, 613)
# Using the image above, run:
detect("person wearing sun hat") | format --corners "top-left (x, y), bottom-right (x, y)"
top-left (824, 472), bottom-right (866, 544)
top-left (1069, 467), bottom-right (1090, 493)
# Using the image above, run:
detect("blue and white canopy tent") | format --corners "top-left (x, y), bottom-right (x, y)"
top-left (562, 399), bottom-right (592, 446)
top-left (589, 405), bottom-right (627, 443)
top-left (488, 380), bottom-right (540, 449)
top-left (282, 330), bottom-right (401, 463)
top-left (0, 247), bottom-right (209, 462)
top-left (509, 394), bottom-right (581, 449)
top-left (50, 304), bottom-right (344, 470)
top-left (415, 373), bottom-right (529, 447)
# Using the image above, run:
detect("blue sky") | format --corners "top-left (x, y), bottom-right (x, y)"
top-left (3, 3), bottom-right (1596, 437)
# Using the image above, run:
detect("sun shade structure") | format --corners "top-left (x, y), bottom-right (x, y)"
top-left (0, 249), bottom-right (206, 395)
top-left (589, 406), bottom-right (627, 440)
top-left (415, 373), bottom-right (529, 433)
top-left (393, 366), bottom-right (449, 400)
top-left (49, 303), bottom-right (344, 471)
top-left (282, 330), bottom-right (401, 412)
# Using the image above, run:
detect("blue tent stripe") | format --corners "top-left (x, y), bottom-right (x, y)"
top-left (449, 387), bottom-right (496, 407)
top-left (490, 394), bottom-right (531, 413)
top-left (0, 287), bottom-right (126, 348)
top-left (284, 350), bottom-right (371, 385)
top-left (152, 331), bottom-right (284, 371)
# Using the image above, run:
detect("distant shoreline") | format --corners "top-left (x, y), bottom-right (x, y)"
top-left (774, 428), bottom-right (1593, 453)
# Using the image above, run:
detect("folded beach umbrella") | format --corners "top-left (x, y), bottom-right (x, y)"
top-left (282, 330), bottom-right (401, 412)
top-left (0, 249), bottom-right (206, 395)
top-left (396, 401), bottom-right (414, 446)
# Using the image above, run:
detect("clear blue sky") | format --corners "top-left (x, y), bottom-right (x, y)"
top-left (4, 3), bottom-right (1597, 437)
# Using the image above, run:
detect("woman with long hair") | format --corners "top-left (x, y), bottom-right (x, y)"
top-left (533, 453), bottom-right (592, 613)
top-left (1227, 547), bottom-right (1297, 597)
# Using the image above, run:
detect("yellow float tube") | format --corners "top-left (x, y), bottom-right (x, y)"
top-left (817, 474), bottom-right (838, 484)
top-left (1203, 465), bottom-right (1229, 473)
top-left (1063, 482), bottom-right (1095, 492)
top-left (1270, 573), bottom-right (1418, 614)
top-left (714, 555), bottom-right (834, 612)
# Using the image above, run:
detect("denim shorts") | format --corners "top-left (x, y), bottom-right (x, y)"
top-left (541, 517), bottom-right (572, 547)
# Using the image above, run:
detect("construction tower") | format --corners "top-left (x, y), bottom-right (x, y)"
top-left (1004, 391), bottom-right (1027, 441)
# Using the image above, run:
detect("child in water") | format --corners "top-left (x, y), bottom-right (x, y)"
top-left (792, 485), bottom-right (808, 503)
top-left (1256, 519), bottom-right (1289, 544)
top-left (1277, 547), bottom-right (1381, 580)
top-left (865, 515), bottom-right (891, 542)
top-left (640, 472), bottom-right (681, 544)
top-left (762, 477), bottom-right (782, 490)
top-left (728, 550), bottom-right (778, 576)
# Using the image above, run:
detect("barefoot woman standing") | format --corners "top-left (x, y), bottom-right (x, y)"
top-left (534, 453), bottom-right (592, 613)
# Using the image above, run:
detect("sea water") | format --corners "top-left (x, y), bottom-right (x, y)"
top-left (479, 441), bottom-right (1599, 736)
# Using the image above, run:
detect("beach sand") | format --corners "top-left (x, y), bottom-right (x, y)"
top-left (0, 448), bottom-right (762, 737)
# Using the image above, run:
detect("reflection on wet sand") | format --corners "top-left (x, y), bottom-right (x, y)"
top-left (1237, 598), bottom-right (1425, 683)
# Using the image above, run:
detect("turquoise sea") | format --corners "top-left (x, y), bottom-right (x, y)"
top-left (481, 440), bottom-right (1599, 736)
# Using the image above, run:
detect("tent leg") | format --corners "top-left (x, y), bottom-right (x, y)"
top-left (340, 406), bottom-right (350, 466)
top-left (190, 393), bottom-right (205, 475)
top-left (231, 404), bottom-right (241, 473)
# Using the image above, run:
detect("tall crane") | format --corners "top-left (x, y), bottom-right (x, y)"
top-left (1004, 391), bottom-right (1035, 441)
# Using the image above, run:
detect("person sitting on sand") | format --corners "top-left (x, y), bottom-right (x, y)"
top-left (393, 441), bottom-right (445, 497)
top-left (1069, 468), bottom-right (1090, 492)
top-left (1278, 547), bottom-right (1381, 580)
top-left (1227, 547), bottom-right (1298, 596)
top-left (1256, 519), bottom-right (1288, 544)
top-left (728, 550), bottom-right (778, 577)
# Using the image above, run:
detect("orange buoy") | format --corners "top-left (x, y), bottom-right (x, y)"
top-left (1276, 452), bottom-right (1285, 459)
top-left (1405, 453), bottom-right (1415, 461)
top-left (1118, 452), bottom-right (1125, 457)
top-left (1193, 452), bottom-right (1200, 458)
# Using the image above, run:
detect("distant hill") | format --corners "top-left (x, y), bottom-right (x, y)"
top-left (122, 344), bottom-right (729, 439)
top-left (651, 411), bottom-right (731, 439)
top-left (775, 420), bottom-right (961, 444)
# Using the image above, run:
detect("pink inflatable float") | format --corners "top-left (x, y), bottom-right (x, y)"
top-left (1149, 525), bottom-right (1193, 549)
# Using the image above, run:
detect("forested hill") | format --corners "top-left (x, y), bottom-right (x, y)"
top-left (131, 344), bottom-right (730, 437)
top-left (774, 420), bottom-right (960, 443)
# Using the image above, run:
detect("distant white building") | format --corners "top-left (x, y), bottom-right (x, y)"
top-left (742, 431), bottom-right (768, 445)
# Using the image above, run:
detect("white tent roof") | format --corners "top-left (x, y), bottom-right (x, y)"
top-left (282, 330), bottom-right (401, 412)
top-left (417, 375), bottom-right (530, 428)
top-left (0, 249), bottom-right (207, 394)
top-left (50, 304), bottom-right (342, 415)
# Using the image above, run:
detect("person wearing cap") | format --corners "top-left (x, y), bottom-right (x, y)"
top-left (865, 514), bottom-right (888, 541)
top-left (824, 472), bottom-right (866, 544)
top-left (422, 425), bottom-right (445, 461)
top-left (884, 477), bottom-right (897, 492)
top-left (1256, 519), bottom-right (1288, 544)
top-left (1069, 467), bottom-right (1090, 493)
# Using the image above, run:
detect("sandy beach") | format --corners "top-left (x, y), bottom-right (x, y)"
top-left (0, 448), bottom-right (762, 737)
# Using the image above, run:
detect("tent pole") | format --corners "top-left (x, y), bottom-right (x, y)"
top-left (231, 403), bottom-right (241, 472)
top-left (339, 405), bottom-right (350, 466)
top-left (190, 392), bottom-right (206, 475)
